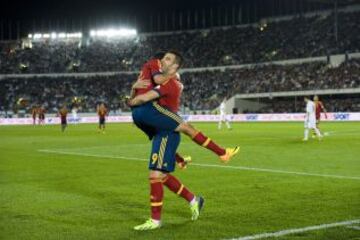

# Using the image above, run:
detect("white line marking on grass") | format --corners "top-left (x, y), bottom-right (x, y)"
top-left (224, 219), bottom-right (360, 240)
top-left (347, 225), bottom-right (360, 230)
top-left (38, 149), bottom-right (360, 181)
top-left (38, 149), bottom-right (147, 162)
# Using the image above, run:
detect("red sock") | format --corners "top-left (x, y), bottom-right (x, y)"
top-left (149, 177), bottom-right (163, 221)
top-left (175, 153), bottom-right (184, 164)
top-left (163, 174), bottom-right (194, 202)
top-left (192, 132), bottom-right (226, 156)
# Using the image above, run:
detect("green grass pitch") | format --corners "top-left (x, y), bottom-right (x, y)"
top-left (0, 122), bottom-right (359, 240)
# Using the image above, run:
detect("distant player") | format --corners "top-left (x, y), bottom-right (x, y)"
top-left (303, 97), bottom-right (322, 141)
top-left (313, 95), bottom-right (327, 137)
top-left (31, 105), bottom-right (37, 125)
top-left (38, 106), bottom-right (46, 125)
top-left (97, 103), bottom-right (108, 133)
top-left (58, 105), bottom-right (68, 132)
top-left (71, 97), bottom-right (80, 124)
top-left (218, 97), bottom-right (232, 130)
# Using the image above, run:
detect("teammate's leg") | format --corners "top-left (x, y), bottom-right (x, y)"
top-left (176, 122), bottom-right (239, 162)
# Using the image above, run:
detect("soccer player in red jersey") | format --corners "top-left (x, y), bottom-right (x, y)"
top-left (97, 103), bottom-right (108, 133)
top-left (38, 106), bottom-right (46, 125)
top-left (131, 52), bottom-right (191, 169)
top-left (58, 105), bottom-right (68, 132)
top-left (130, 72), bottom-right (204, 230)
top-left (128, 51), bottom-right (238, 230)
top-left (130, 50), bottom-right (239, 163)
top-left (313, 95), bottom-right (327, 137)
top-left (31, 105), bottom-right (37, 126)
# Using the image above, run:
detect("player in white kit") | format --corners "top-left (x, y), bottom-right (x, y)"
top-left (218, 98), bottom-right (232, 130)
top-left (303, 97), bottom-right (322, 141)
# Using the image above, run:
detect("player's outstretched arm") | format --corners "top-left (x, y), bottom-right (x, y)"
top-left (128, 90), bottom-right (160, 107)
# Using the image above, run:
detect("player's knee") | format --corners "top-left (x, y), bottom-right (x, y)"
top-left (149, 170), bottom-right (167, 180)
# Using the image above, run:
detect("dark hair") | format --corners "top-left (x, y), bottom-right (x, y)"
top-left (153, 51), bottom-right (165, 60)
top-left (167, 49), bottom-right (184, 68)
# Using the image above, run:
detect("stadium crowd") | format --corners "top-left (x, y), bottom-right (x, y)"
top-left (0, 11), bottom-right (359, 73)
top-left (1, 58), bottom-right (359, 114)
top-left (0, 75), bottom-right (134, 115)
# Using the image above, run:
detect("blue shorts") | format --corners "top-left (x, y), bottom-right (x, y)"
top-left (99, 117), bottom-right (105, 125)
top-left (132, 102), bottom-right (183, 140)
top-left (149, 131), bottom-right (180, 173)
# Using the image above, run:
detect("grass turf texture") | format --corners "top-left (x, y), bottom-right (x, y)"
top-left (0, 122), bottom-right (359, 240)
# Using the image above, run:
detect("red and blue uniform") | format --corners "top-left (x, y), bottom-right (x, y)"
top-left (147, 78), bottom-right (183, 172)
top-left (59, 109), bottom-right (68, 125)
top-left (98, 108), bottom-right (107, 125)
top-left (131, 59), bottom-right (184, 141)
top-left (131, 60), bottom-right (184, 172)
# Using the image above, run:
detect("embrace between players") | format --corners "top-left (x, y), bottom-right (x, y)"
top-left (126, 50), bottom-right (240, 230)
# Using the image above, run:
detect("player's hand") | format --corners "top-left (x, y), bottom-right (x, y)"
top-left (132, 79), bottom-right (150, 89)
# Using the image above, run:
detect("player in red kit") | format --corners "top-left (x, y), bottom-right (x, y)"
top-left (130, 52), bottom-right (191, 169)
top-left (130, 51), bottom-right (239, 163)
top-left (58, 105), bottom-right (68, 132)
top-left (31, 105), bottom-right (37, 126)
top-left (313, 95), bottom-right (327, 137)
top-left (97, 103), bottom-right (108, 134)
top-left (129, 72), bottom-right (204, 230)
top-left (38, 106), bottom-right (46, 125)
top-left (128, 51), bottom-right (238, 230)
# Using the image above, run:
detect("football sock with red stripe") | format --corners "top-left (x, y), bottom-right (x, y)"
top-left (149, 177), bottom-right (164, 221)
top-left (192, 132), bottom-right (226, 156)
top-left (163, 174), bottom-right (194, 202)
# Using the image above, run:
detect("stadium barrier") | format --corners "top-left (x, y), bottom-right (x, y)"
top-left (0, 113), bottom-right (359, 125)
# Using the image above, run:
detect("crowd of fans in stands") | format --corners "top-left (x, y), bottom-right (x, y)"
top-left (0, 11), bottom-right (359, 73)
top-left (0, 10), bottom-right (359, 114)
top-left (0, 58), bottom-right (359, 114)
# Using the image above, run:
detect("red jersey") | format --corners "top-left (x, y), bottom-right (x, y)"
top-left (315, 101), bottom-right (325, 119)
top-left (38, 108), bottom-right (46, 119)
top-left (135, 59), bottom-right (162, 96)
top-left (154, 78), bottom-right (183, 112)
top-left (31, 108), bottom-right (37, 118)
top-left (59, 109), bottom-right (68, 121)
top-left (98, 108), bottom-right (108, 118)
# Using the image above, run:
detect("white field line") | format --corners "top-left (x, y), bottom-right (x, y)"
top-left (346, 225), bottom-right (360, 230)
top-left (224, 219), bottom-right (360, 240)
top-left (38, 149), bottom-right (360, 181)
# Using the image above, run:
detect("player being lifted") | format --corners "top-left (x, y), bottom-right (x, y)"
top-left (312, 95), bottom-right (327, 138)
top-left (303, 96), bottom-right (322, 141)
top-left (130, 50), bottom-right (239, 163)
top-left (97, 103), bottom-right (108, 134)
top-left (218, 97), bottom-right (232, 130)
top-left (129, 52), bottom-right (191, 169)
